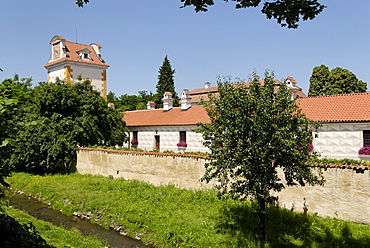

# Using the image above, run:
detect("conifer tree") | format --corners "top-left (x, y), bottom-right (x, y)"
top-left (154, 56), bottom-right (179, 108)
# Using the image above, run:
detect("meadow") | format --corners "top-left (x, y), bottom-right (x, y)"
top-left (5, 172), bottom-right (370, 248)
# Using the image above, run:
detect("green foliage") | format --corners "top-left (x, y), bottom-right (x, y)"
top-left (154, 56), bottom-right (180, 108)
top-left (197, 71), bottom-right (323, 242)
top-left (3, 206), bottom-right (109, 247)
top-left (0, 206), bottom-right (52, 247)
top-left (107, 90), bottom-right (154, 111)
top-left (0, 76), bottom-right (31, 186)
top-left (8, 81), bottom-right (128, 174)
top-left (7, 172), bottom-right (370, 248)
top-left (76, 0), bottom-right (326, 28)
top-left (308, 64), bottom-right (367, 96)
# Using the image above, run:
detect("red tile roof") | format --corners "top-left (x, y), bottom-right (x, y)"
top-left (297, 93), bottom-right (370, 122)
top-left (123, 106), bottom-right (210, 126)
top-left (124, 93), bottom-right (370, 127)
top-left (45, 40), bottom-right (109, 68)
top-left (188, 79), bottom-right (307, 104)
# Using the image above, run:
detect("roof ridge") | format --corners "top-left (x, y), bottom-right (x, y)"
top-left (304, 92), bottom-right (370, 99)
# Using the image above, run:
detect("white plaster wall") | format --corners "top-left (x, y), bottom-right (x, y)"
top-left (314, 123), bottom-right (370, 160)
top-left (48, 67), bottom-right (66, 82)
top-left (125, 125), bottom-right (210, 153)
top-left (70, 64), bottom-right (105, 94)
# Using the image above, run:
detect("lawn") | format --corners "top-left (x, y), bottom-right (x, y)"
top-left (5, 172), bottom-right (370, 248)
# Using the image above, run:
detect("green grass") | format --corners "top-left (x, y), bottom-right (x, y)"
top-left (6, 172), bottom-right (370, 248)
top-left (2, 205), bottom-right (109, 248)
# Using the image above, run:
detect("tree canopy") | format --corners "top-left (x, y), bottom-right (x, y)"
top-left (0, 77), bottom-right (29, 186)
top-left (107, 90), bottom-right (154, 111)
top-left (8, 80), bottom-right (128, 174)
top-left (76, 0), bottom-right (326, 28)
top-left (308, 65), bottom-right (367, 97)
top-left (154, 56), bottom-right (179, 108)
top-left (197, 72), bottom-right (323, 243)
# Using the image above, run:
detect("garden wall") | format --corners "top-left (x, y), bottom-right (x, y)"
top-left (77, 148), bottom-right (214, 190)
top-left (77, 148), bottom-right (370, 224)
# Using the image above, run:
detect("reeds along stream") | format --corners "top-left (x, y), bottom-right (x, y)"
top-left (7, 193), bottom-right (149, 248)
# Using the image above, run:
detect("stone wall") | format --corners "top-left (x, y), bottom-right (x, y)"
top-left (77, 148), bottom-right (214, 190)
top-left (77, 148), bottom-right (370, 224)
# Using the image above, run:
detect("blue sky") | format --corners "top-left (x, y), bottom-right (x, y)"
top-left (0, 0), bottom-right (369, 96)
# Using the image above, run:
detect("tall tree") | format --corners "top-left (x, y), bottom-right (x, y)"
top-left (8, 81), bottom-right (128, 174)
top-left (76, 0), bottom-right (326, 28)
top-left (0, 77), bottom-right (29, 186)
top-left (197, 72), bottom-right (323, 244)
top-left (308, 65), bottom-right (367, 97)
top-left (308, 64), bottom-right (330, 97)
top-left (154, 56), bottom-right (179, 108)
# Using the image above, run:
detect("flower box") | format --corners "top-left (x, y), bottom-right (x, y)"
top-left (176, 140), bottom-right (187, 147)
top-left (131, 138), bottom-right (138, 146)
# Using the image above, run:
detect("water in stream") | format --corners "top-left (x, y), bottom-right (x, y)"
top-left (8, 193), bottom-right (149, 248)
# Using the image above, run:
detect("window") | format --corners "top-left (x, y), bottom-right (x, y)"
top-left (363, 130), bottom-right (370, 147)
top-left (131, 131), bottom-right (138, 145)
top-left (83, 53), bottom-right (89, 59)
top-left (179, 131), bottom-right (186, 142)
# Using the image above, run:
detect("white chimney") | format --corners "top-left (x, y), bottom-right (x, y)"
top-left (181, 89), bottom-right (191, 110)
top-left (147, 101), bottom-right (155, 110)
top-left (162, 91), bottom-right (173, 111)
top-left (205, 82), bottom-right (211, 89)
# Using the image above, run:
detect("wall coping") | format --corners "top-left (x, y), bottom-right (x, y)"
top-left (79, 147), bottom-right (210, 159)
top-left (79, 148), bottom-right (370, 171)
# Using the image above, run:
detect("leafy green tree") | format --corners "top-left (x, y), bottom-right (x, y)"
top-left (107, 90), bottom-right (154, 111)
top-left (8, 81), bottom-right (128, 174)
top-left (308, 64), bottom-right (330, 97)
top-left (154, 56), bottom-right (179, 108)
top-left (0, 76), bottom-right (31, 186)
top-left (76, 0), bottom-right (326, 28)
top-left (197, 72), bottom-right (323, 243)
top-left (308, 65), bottom-right (367, 96)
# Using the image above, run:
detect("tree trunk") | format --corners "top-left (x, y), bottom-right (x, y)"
top-left (257, 198), bottom-right (267, 246)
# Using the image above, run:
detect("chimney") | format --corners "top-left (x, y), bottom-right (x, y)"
top-left (205, 82), bottom-right (211, 89)
top-left (181, 89), bottom-right (191, 110)
top-left (162, 91), bottom-right (173, 111)
top-left (147, 101), bottom-right (155, 110)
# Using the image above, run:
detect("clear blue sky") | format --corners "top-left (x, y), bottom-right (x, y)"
top-left (1, 0), bottom-right (369, 96)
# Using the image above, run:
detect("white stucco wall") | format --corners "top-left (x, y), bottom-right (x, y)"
top-left (46, 62), bottom-right (106, 96)
top-left (314, 123), bottom-right (370, 160)
top-left (68, 63), bottom-right (105, 94)
top-left (125, 125), bottom-right (210, 153)
top-left (48, 67), bottom-right (66, 83)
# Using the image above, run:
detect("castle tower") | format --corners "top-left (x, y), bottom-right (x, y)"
top-left (44, 35), bottom-right (109, 99)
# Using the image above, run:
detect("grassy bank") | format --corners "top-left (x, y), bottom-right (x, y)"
top-left (6, 172), bottom-right (370, 248)
top-left (1, 205), bottom-right (109, 247)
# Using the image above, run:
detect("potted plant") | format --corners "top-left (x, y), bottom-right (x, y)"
top-left (358, 146), bottom-right (370, 161)
top-left (177, 140), bottom-right (187, 151)
top-left (131, 138), bottom-right (138, 147)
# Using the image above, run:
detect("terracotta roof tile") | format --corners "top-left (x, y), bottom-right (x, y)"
top-left (124, 93), bottom-right (370, 127)
top-left (45, 40), bottom-right (109, 68)
top-left (123, 106), bottom-right (210, 126)
top-left (297, 93), bottom-right (370, 122)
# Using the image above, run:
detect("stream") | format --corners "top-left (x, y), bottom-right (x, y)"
top-left (7, 193), bottom-right (149, 248)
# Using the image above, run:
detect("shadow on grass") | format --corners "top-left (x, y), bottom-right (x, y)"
top-left (216, 202), bottom-right (370, 247)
